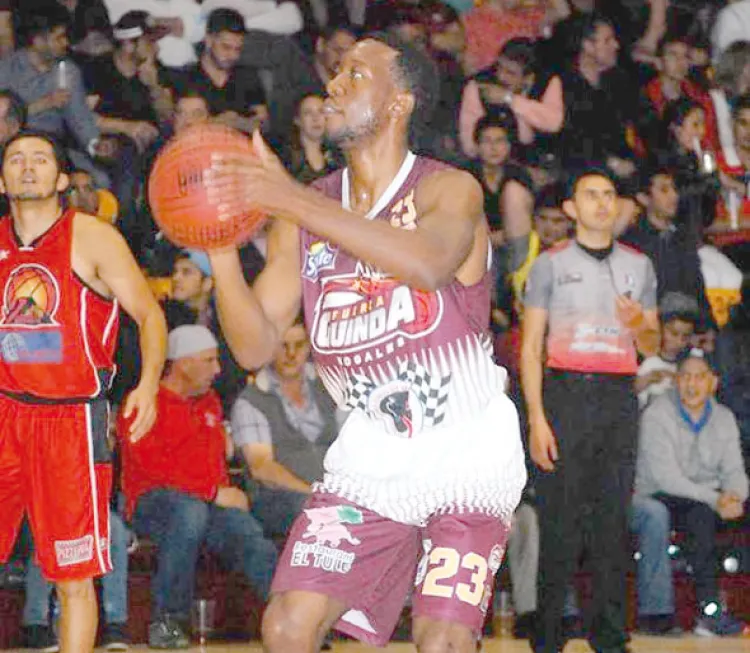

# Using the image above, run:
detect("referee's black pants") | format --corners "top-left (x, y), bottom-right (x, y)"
top-left (531, 371), bottom-right (638, 653)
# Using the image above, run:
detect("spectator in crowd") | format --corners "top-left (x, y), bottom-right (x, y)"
top-left (172, 9), bottom-right (267, 135)
top-left (697, 226), bottom-right (744, 329)
top-left (0, 0), bottom-right (12, 57)
top-left (23, 511), bottom-right (131, 651)
top-left (557, 13), bottom-right (638, 177)
top-left (635, 348), bottom-right (749, 636)
top-left (636, 292), bottom-right (699, 409)
top-left (55, 0), bottom-right (112, 56)
top-left (0, 89), bottom-right (24, 145)
top-left (522, 168), bottom-right (659, 653)
top-left (172, 86), bottom-right (210, 135)
top-left (65, 167), bottom-right (119, 225)
top-left (459, 38), bottom-right (564, 156)
top-left (711, 0), bottom-right (750, 64)
top-left (641, 32), bottom-right (719, 152)
top-left (119, 325), bottom-right (277, 649)
top-left (84, 11), bottom-right (170, 151)
top-left (0, 7), bottom-right (104, 167)
top-left (717, 94), bottom-right (750, 227)
top-left (621, 165), bottom-right (711, 315)
top-left (311, 24), bottom-right (358, 88)
top-left (231, 319), bottom-right (338, 539)
top-left (711, 42), bottom-right (750, 166)
top-left (284, 92), bottom-right (341, 184)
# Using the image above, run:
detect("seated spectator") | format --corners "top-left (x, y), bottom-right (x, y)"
top-left (636, 292), bottom-right (699, 409)
top-left (171, 9), bottom-right (267, 135)
top-left (459, 38), bottom-right (564, 156)
top-left (698, 231), bottom-right (744, 329)
top-left (119, 326), bottom-right (277, 649)
top-left (641, 32), bottom-right (719, 153)
top-left (311, 24), bottom-right (357, 88)
top-left (284, 93), bottom-right (341, 184)
top-left (0, 0), bottom-right (12, 57)
top-left (84, 11), bottom-right (171, 151)
top-left (621, 165), bottom-right (711, 314)
top-left (635, 348), bottom-right (750, 637)
top-left (716, 94), bottom-right (750, 228)
top-left (55, 0), bottom-right (112, 56)
top-left (711, 42), bottom-right (750, 169)
top-left (23, 511), bottom-right (131, 651)
top-left (172, 87), bottom-right (210, 135)
top-left (711, 0), bottom-right (750, 64)
top-left (65, 167), bottom-right (119, 224)
top-left (231, 319), bottom-right (337, 538)
top-left (557, 13), bottom-right (638, 177)
top-left (0, 90), bottom-right (24, 146)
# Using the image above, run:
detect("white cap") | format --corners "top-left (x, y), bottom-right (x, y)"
top-left (167, 325), bottom-right (218, 360)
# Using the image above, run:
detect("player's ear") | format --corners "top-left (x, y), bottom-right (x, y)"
top-left (0, 175), bottom-right (5, 195)
top-left (562, 198), bottom-right (577, 220)
top-left (56, 171), bottom-right (70, 194)
top-left (391, 90), bottom-right (414, 120)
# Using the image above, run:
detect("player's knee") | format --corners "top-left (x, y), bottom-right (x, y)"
top-left (414, 620), bottom-right (476, 653)
top-left (262, 594), bottom-right (321, 651)
top-left (55, 577), bottom-right (96, 602)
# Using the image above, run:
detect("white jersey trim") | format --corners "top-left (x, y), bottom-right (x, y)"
top-left (341, 151), bottom-right (417, 219)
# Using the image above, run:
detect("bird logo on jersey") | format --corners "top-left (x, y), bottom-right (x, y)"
top-left (1, 264), bottom-right (60, 326)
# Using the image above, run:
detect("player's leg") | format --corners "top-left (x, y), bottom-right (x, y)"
top-left (25, 400), bottom-right (113, 653)
top-left (57, 578), bottom-right (98, 653)
top-left (264, 492), bottom-right (421, 652)
top-left (0, 397), bottom-right (25, 569)
top-left (412, 512), bottom-right (511, 653)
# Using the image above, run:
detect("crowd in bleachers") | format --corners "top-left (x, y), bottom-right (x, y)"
top-left (1, 0), bottom-right (750, 650)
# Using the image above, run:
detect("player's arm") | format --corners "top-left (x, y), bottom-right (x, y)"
top-left (76, 216), bottom-right (168, 440)
top-left (206, 134), bottom-right (485, 290)
top-left (208, 218), bottom-right (301, 371)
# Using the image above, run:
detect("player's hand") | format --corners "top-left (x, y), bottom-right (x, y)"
top-left (529, 414), bottom-right (558, 472)
top-left (204, 130), bottom-right (298, 220)
top-left (123, 382), bottom-right (158, 443)
top-left (717, 492), bottom-right (744, 520)
top-left (615, 295), bottom-right (645, 331)
top-left (214, 486), bottom-right (250, 512)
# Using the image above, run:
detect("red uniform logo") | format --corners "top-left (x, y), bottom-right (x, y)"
top-left (1, 264), bottom-right (60, 326)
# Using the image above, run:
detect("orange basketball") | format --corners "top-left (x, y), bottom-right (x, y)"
top-left (148, 123), bottom-right (267, 249)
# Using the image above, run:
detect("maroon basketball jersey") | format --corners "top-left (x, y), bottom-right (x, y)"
top-left (300, 153), bottom-right (505, 437)
top-left (0, 209), bottom-right (119, 400)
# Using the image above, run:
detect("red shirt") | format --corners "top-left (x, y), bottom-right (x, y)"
top-left (0, 210), bottom-right (119, 400)
top-left (119, 385), bottom-right (229, 519)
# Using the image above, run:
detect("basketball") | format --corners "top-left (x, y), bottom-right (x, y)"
top-left (147, 123), bottom-right (267, 249)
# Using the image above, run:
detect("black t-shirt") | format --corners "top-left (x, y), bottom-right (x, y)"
top-left (471, 162), bottom-right (534, 231)
top-left (171, 64), bottom-right (266, 116)
top-left (83, 58), bottom-right (158, 123)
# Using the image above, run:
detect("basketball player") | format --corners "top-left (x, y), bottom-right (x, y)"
top-left (204, 35), bottom-right (526, 652)
top-left (0, 131), bottom-right (167, 653)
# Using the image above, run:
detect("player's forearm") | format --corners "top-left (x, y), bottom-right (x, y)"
top-left (136, 306), bottom-right (168, 390)
top-left (278, 188), bottom-right (462, 291)
top-left (253, 460), bottom-right (312, 494)
top-left (208, 249), bottom-right (279, 370)
top-left (520, 346), bottom-right (546, 421)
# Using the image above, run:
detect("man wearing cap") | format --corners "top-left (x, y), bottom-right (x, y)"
top-left (522, 168), bottom-right (660, 653)
top-left (635, 348), bottom-right (749, 637)
top-left (119, 325), bottom-right (277, 649)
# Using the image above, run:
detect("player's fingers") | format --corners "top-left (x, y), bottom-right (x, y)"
top-left (122, 393), bottom-right (135, 418)
top-left (549, 437), bottom-right (559, 462)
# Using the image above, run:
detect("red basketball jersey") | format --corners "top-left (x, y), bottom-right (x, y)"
top-left (0, 209), bottom-right (119, 400)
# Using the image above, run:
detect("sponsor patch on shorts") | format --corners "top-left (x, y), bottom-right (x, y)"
top-left (54, 535), bottom-right (94, 567)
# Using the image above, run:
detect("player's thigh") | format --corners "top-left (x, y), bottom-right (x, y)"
top-left (25, 400), bottom-right (113, 581)
top-left (0, 401), bottom-right (25, 562)
top-left (413, 511), bottom-right (510, 633)
top-left (272, 492), bottom-right (421, 645)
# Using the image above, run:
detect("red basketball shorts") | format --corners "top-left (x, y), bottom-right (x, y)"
top-left (0, 394), bottom-right (112, 581)
top-left (271, 492), bottom-right (511, 646)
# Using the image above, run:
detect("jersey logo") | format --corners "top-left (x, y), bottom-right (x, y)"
top-left (0, 264), bottom-right (63, 363)
top-left (303, 241), bottom-right (338, 281)
top-left (1, 264), bottom-right (60, 326)
top-left (310, 263), bottom-right (444, 358)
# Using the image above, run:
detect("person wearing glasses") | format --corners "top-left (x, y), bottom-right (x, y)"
top-left (521, 167), bottom-right (660, 653)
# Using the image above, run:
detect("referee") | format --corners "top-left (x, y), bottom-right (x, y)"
top-left (521, 168), bottom-right (660, 653)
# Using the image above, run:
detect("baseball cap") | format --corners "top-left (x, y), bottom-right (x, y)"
top-left (676, 347), bottom-right (717, 373)
top-left (167, 325), bottom-right (218, 360)
top-left (659, 292), bottom-right (700, 324)
top-left (178, 250), bottom-right (212, 277)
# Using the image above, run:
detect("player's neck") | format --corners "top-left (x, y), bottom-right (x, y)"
top-left (10, 199), bottom-right (64, 246)
top-left (345, 137), bottom-right (410, 215)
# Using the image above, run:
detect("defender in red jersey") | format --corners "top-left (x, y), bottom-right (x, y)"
top-left (203, 34), bottom-right (526, 653)
top-left (0, 132), bottom-right (167, 653)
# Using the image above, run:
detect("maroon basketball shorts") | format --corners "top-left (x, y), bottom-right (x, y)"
top-left (0, 395), bottom-right (112, 581)
top-left (272, 491), bottom-right (510, 646)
